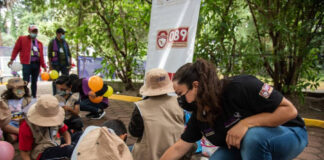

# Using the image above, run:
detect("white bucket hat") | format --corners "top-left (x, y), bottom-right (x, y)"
top-left (140, 68), bottom-right (174, 96)
top-left (27, 95), bottom-right (65, 127)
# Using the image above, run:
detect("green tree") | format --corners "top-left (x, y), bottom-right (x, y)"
top-left (246, 0), bottom-right (324, 94)
top-left (196, 0), bottom-right (323, 95)
top-left (25, 0), bottom-right (151, 90)
top-left (195, 0), bottom-right (250, 77)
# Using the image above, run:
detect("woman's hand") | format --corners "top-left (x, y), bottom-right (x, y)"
top-left (226, 120), bottom-right (249, 149)
top-left (160, 139), bottom-right (193, 160)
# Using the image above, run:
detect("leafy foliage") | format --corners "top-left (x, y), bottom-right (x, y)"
top-left (7, 0), bottom-right (323, 93)
top-left (24, 0), bottom-right (151, 90)
top-left (196, 0), bottom-right (324, 95)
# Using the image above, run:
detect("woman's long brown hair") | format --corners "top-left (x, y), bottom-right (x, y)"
top-left (173, 59), bottom-right (226, 124)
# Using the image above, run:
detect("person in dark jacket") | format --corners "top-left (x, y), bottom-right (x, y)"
top-left (48, 28), bottom-right (72, 95)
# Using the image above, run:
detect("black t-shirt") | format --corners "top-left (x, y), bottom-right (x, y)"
top-left (181, 75), bottom-right (305, 146)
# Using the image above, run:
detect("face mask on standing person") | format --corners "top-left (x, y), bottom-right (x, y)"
top-left (30, 33), bottom-right (37, 39)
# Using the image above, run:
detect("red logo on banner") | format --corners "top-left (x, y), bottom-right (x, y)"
top-left (156, 27), bottom-right (189, 49)
top-left (157, 30), bottom-right (168, 49)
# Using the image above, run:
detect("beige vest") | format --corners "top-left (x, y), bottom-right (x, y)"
top-left (25, 119), bottom-right (62, 160)
top-left (55, 93), bottom-right (80, 119)
top-left (4, 97), bottom-right (31, 108)
top-left (132, 95), bottom-right (185, 160)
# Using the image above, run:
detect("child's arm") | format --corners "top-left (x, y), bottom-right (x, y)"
top-left (20, 151), bottom-right (31, 160)
top-left (60, 130), bottom-right (71, 147)
top-left (3, 124), bottom-right (19, 134)
top-left (63, 104), bottom-right (80, 116)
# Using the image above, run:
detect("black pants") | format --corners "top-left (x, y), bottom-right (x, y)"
top-left (39, 131), bottom-right (83, 160)
top-left (51, 64), bottom-right (69, 95)
top-left (22, 63), bottom-right (40, 98)
top-left (80, 98), bottom-right (107, 114)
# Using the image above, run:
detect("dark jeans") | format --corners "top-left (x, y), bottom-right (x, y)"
top-left (22, 63), bottom-right (40, 98)
top-left (80, 98), bottom-right (106, 114)
top-left (39, 145), bottom-right (74, 160)
top-left (51, 64), bottom-right (69, 95)
top-left (40, 131), bottom-right (83, 160)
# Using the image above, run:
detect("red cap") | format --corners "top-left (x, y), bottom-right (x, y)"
top-left (28, 25), bottom-right (38, 31)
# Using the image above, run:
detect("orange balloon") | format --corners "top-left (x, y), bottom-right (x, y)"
top-left (89, 91), bottom-right (103, 104)
top-left (88, 76), bottom-right (103, 92)
top-left (41, 72), bottom-right (50, 81)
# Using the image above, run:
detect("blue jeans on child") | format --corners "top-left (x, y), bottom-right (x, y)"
top-left (210, 126), bottom-right (308, 160)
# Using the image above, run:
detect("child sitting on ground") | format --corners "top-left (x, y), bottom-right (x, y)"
top-left (102, 119), bottom-right (128, 142)
top-left (71, 119), bottom-right (132, 160)
top-left (1, 78), bottom-right (32, 143)
top-left (19, 95), bottom-right (74, 160)
top-left (55, 75), bottom-right (83, 132)
top-left (72, 78), bottom-right (108, 119)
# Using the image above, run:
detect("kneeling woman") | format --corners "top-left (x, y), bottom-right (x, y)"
top-left (161, 59), bottom-right (307, 160)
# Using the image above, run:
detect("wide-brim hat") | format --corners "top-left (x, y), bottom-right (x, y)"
top-left (74, 126), bottom-right (133, 160)
top-left (0, 100), bottom-right (11, 128)
top-left (140, 68), bottom-right (174, 96)
top-left (6, 77), bottom-right (27, 89)
top-left (27, 94), bottom-right (65, 127)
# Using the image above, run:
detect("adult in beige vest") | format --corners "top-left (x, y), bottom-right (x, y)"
top-left (128, 68), bottom-right (185, 160)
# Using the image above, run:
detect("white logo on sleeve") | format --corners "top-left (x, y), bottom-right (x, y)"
top-left (259, 83), bottom-right (273, 99)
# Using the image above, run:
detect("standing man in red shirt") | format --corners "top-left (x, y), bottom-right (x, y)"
top-left (8, 25), bottom-right (47, 98)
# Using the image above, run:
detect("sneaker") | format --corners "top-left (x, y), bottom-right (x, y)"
top-left (91, 111), bottom-right (106, 120)
top-left (86, 112), bottom-right (96, 118)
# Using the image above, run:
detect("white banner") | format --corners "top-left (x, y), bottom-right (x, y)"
top-left (145, 0), bottom-right (201, 79)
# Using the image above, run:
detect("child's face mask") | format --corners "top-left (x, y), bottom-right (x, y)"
top-left (13, 88), bottom-right (25, 98)
top-left (56, 89), bottom-right (71, 96)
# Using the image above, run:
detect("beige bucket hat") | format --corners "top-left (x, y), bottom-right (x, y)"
top-left (74, 127), bottom-right (133, 160)
top-left (140, 68), bottom-right (174, 96)
top-left (0, 100), bottom-right (11, 128)
top-left (27, 94), bottom-right (65, 127)
top-left (6, 77), bottom-right (27, 89)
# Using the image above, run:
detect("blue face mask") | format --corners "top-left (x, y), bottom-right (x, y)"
top-left (30, 33), bottom-right (37, 39)
top-left (56, 89), bottom-right (71, 96)
top-left (61, 35), bottom-right (65, 40)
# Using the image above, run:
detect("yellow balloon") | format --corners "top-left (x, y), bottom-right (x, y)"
top-left (104, 85), bottom-right (114, 97)
top-left (50, 70), bottom-right (59, 80)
